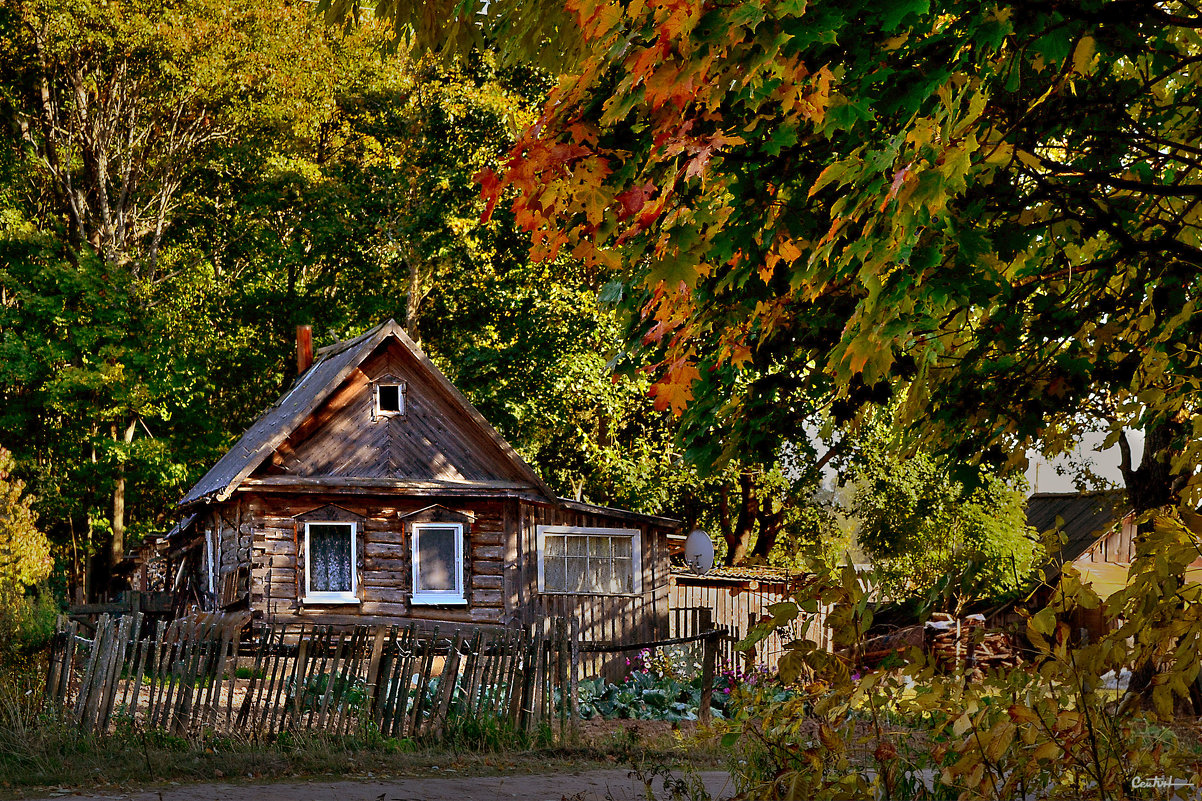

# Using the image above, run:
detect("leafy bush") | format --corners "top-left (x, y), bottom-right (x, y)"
top-left (286, 671), bottom-right (367, 713)
top-left (725, 510), bottom-right (1202, 800)
top-left (576, 649), bottom-right (740, 721)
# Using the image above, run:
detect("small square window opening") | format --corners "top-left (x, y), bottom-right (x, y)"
top-left (375, 382), bottom-right (405, 417)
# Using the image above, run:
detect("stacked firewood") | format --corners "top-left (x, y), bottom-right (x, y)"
top-left (926, 613), bottom-right (1020, 680)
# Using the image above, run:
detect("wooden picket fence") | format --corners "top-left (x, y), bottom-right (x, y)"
top-left (43, 612), bottom-right (577, 742)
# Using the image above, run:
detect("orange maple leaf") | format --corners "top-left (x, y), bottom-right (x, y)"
top-left (649, 357), bottom-right (701, 415)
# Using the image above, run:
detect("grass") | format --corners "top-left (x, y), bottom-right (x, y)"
top-left (0, 668), bottom-right (725, 799)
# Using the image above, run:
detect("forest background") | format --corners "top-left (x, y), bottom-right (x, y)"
top-left (0, 0), bottom-right (1041, 656)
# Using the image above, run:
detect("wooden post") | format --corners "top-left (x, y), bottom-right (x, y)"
top-left (568, 616), bottom-right (580, 739)
top-left (699, 629), bottom-right (718, 725)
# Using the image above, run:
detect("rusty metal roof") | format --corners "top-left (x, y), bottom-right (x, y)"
top-left (671, 563), bottom-right (797, 583)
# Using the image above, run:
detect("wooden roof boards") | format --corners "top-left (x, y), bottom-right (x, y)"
top-left (180, 320), bottom-right (554, 507)
top-left (1026, 490), bottom-right (1127, 564)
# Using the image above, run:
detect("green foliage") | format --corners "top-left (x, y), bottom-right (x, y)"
top-left (0, 447), bottom-right (51, 591)
top-left (576, 649), bottom-right (736, 722)
top-left (845, 409), bottom-right (1041, 603)
top-left (486, 0), bottom-right (1202, 513)
top-left (727, 509), bottom-right (1202, 799)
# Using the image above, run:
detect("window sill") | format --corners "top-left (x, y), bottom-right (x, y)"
top-left (410, 595), bottom-right (468, 606)
top-left (302, 594), bottom-right (361, 605)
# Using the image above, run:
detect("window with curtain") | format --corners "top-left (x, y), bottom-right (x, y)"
top-left (304, 522), bottom-right (357, 603)
top-left (537, 526), bottom-right (641, 595)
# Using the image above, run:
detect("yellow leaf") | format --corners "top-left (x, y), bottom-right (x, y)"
top-left (1033, 741), bottom-right (1060, 761)
top-left (953, 712), bottom-right (972, 736)
top-left (1073, 35), bottom-right (1096, 75)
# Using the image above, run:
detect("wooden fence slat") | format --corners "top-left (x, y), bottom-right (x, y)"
top-left (393, 624), bottom-right (418, 738)
top-left (333, 627), bottom-right (366, 736)
top-left (262, 624), bottom-right (290, 733)
top-left (569, 615), bottom-right (579, 739)
top-left (315, 628), bottom-right (347, 731)
top-left (236, 624), bottom-right (269, 728)
top-left (379, 626), bottom-right (403, 738)
top-left (118, 612), bottom-right (143, 712)
top-left (410, 627), bottom-right (438, 738)
top-left (504, 629), bottom-right (525, 725)
top-left (431, 630), bottom-right (463, 738)
top-left (99, 614), bottom-right (134, 731)
top-left (74, 614), bottom-right (108, 726)
top-left (557, 617), bottom-right (569, 740)
top-left (372, 626), bottom-right (397, 729)
top-left (144, 621), bottom-right (167, 727)
top-left (365, 626), bottom-right (387, 726)
top-left (458, 629), bottom-right (482, 720)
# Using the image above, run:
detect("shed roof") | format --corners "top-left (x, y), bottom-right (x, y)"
top-left (1026, 490), bottom-right (1127, 563)
top-left (670, 564), bottom-right (797, 583)
top-left (180, 320), bottom-right (554, 506)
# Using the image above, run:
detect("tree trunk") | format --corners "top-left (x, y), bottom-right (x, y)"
top-left (1118, 418), bottom-right (1189, 514)
top-left (1116, 416), bottom-right (1192, 709)
top-left (405, 253), bottom-right (423, 341)
top-left (723, 472), bottom-right (758, 565)
top-left (109, 417), bottom-right (137, 569)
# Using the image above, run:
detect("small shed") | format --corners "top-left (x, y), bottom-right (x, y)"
top-left (669, 564), bottom-right (826, 669)
top-left (173, 320), bottom-right (679, 643)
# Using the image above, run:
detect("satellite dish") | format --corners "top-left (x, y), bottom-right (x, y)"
top-left (684, 529), bottom-right (715, 574)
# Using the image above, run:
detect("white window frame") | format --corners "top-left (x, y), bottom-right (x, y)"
top-left (374, 381), bottom-right (406, 419)
top-left (303, 522), bottom-right (359, 604)
top-left (536, 526), bottom-right (642, 596)
top-left (411, 522), bottom-right (466, 605)
top-left (205, 529), bottom-right (216, 596)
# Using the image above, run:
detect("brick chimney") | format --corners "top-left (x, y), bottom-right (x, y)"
top-left (296, 325), bottom-right (313, 374)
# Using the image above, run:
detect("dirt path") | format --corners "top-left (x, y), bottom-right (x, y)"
top-left (24, 770), bottom-right (735, 801)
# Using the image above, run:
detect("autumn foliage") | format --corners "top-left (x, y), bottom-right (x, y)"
top-left (483, 0), bottom-right (1202, 502)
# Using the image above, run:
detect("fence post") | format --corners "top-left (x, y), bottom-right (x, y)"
top-left (568, 615), bottom-right (579, 739)
top-left (699, 628), bottom-right (718, 725)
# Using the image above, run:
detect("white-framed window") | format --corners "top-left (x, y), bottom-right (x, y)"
top-left (411, 522), bottom-right (466, 605)
top-left (205, 529), bottom-right (216, 596)
top-left (537, 526), bottom-right (641, 595)
top-left (374, 381), bottom-right (406, 418)
top-left (304, 522), bottom-right (359, 604)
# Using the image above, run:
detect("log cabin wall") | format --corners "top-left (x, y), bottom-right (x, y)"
top-left (229, 492), bottom-right (513, 627)
top-left (201, 491), bottom-right (672, 650)
top-left (511, 501), bottom-right (672, 653)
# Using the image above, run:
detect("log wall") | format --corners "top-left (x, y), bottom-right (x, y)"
top-left (198, 493), bottom-right (672, 647)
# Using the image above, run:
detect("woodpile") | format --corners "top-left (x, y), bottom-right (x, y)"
top-left (859, 624), bottom-right (925, 667)
top-left (925, 613), bottom-right (1021, 680)
top-left (850, 613), bottom-right (1024, 679)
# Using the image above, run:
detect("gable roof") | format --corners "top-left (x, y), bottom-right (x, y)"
top-left (1026, 490), bottom-right (1127, 564)
top-left (180, 320), bottom-right (555, 506)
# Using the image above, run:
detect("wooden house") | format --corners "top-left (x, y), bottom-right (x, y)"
top-left (172, 320), bottom-right (679, 641)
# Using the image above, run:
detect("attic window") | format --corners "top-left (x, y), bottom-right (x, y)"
top-left (375, 382), bottom-right (406, 418)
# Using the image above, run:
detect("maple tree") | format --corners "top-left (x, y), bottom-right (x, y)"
top-left (482, 0), bottom-right (1202, 513)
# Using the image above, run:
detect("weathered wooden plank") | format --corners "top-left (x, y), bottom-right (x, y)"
top-left (430, 630), bottom-right (462, 738)
top-left (471, 545), bottom-right (505, 561)
top-left (409, 627), bottom-right (438, 737)
top-left (471, 590), bottom-right (503, 607)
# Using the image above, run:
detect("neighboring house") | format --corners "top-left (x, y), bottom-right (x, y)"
top-left (1027, 490), bottom-right (1134, 599)
top-left (1028, 490), bottom-right (1202, 598)
top-left (172, 320), bottom-right (678, 641)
